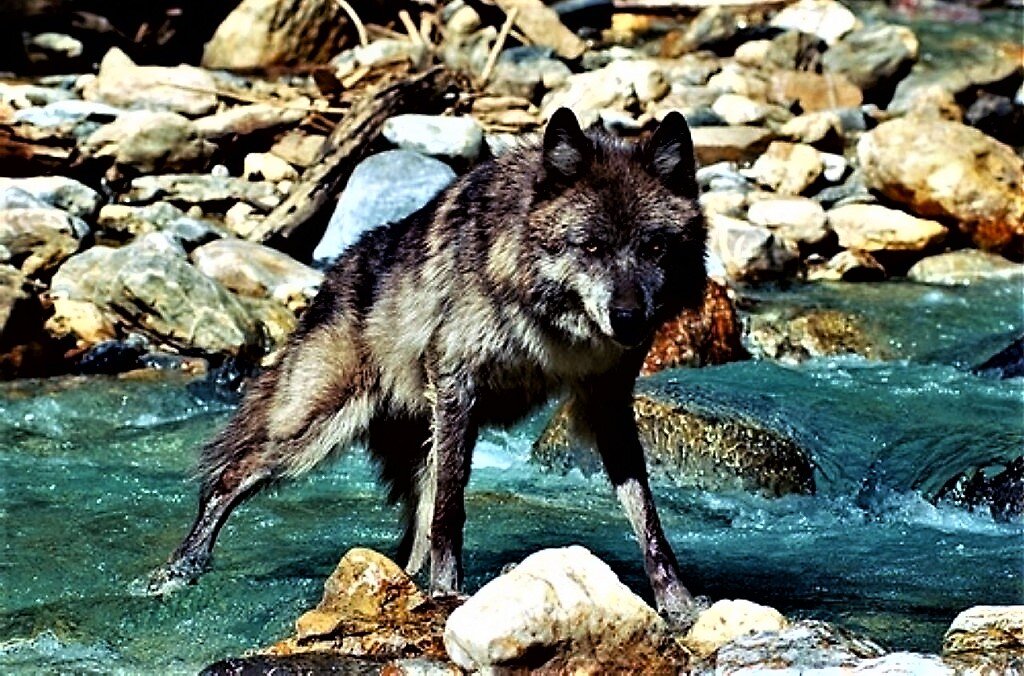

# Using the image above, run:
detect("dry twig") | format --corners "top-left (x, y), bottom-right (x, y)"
top-left (478, 8), bottom-right (518, 88)
top-left (332, 0), bottom-right (369, 47)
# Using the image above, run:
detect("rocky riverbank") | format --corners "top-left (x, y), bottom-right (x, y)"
top-left (2, 0), bottom-right (1022, 382)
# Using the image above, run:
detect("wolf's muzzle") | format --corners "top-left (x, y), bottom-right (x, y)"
top-left (609, 307), bottom-right (648, 347)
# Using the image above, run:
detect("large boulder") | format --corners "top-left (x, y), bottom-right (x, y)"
top-left (827, 204), bottom-right (947, 253)
top-left (202, 0), bottom-right (356, 70)
top-left (82, 48), bottom-right (218, 116)
top-left (942, 605), bottom-right (1024, 673)
top-left (443, 546), bottom-right (677, 672)
top-left (50, 234), bottom-right (262, 356)
top-left (857, 118), bottom-right (1024, 258)
top-left (533, 379), bottom-right (816, 497)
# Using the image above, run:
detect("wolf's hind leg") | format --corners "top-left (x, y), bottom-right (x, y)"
top-left (367, 413), bottom-right (431, 572)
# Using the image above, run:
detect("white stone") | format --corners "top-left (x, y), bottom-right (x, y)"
top-left (0, 176), bottom-right (100, 218)
top-left (243, 152), bottom-right (299, 182)
top-left (747, 197), bottom-right (828, 246)
top-left (770, 0), bottom-right (860, 45)
top-left (712, 93), bottom-right (772, 126)
top-left (382, 114), bottom-right (483, 160)
top-left (443, 545), bottom-right (667, 671)
top-left (828, 204), bottom-right (947, 252)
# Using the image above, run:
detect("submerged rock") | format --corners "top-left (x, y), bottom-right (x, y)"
top-left (443, 546), bottom-right (679, 672)
top-left (746, 308), bottom-right (887, 363)
top-left (934, 456), bottom-right (1023, 521)
top-left (972, 335), bottom-right (1024, 380)
top-left (533, 380), bottom-right (816, 497)
top-left (857, 118), bottom-right (1024, 258)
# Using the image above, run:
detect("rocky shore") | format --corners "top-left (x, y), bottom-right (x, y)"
top-left (2, 0), bottom-right (1022, 672)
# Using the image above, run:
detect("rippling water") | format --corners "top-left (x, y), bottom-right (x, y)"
top-left (1, 280), bottom-right (1022, 673)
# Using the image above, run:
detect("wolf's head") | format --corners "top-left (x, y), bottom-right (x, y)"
top-left (523, 108), bottom-right (707, 349)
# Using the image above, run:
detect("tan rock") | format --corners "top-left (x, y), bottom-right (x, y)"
top-left (745, 142), bottom-right (823, 195)
top-left (712, 93), bottom-right (775, 126)
top-left (0, 208), bottom-right (83, 276)
top-left (493, 0), bottom-right (586, 60)
top-left (747, 196), bottom-right (829, 247)
top-left (942, 605), bottom-right (1024, 656)
top-left (807, 249), bottom-right (887, 282)
top-left (827, 204), bottom-right (946, 252)
top-left (857, 118), bottom-right (1024, 256)
top-left (203, 0), bottom-right (353, 69)
top-left (907, 250), bottom-right (1024, 286)
top-left (190, 239), bottom-right (322, 310)
top-left (242, 152), bottom-right (299, 183)
top-left (0, 264), bottom-right (27, 336)
top-left (747, 308), bottom-right (888, 362)
top-left (81, 110), bottom-right (214, 172)
top-left (82, 48), bottom-right (217, 116)
top-left (770, 71), bottom-right (862, 113)
top-left (685, 599), bottom-right (787, 657)
top-left (690, 126), bottom-right (774, 165)
top-left (779, 111), bottom-right (844, 146)
top-left (44, 298), bottom-right (116, 348)
top-left (770, 0), bottom-right (859, 44)
top-left (270, 131), bottom-right (327, 168)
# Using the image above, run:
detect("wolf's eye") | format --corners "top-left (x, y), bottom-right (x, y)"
top-left (579, 238), bottom-right (602, 255)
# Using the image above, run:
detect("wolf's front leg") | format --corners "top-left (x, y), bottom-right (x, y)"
top-left (574, 387), bottom-right (695, 622)
top-left (426, 370), bottom-right (477, 595)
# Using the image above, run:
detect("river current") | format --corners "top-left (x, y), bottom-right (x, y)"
top-left (1, 279), bottom-right (1021, 673)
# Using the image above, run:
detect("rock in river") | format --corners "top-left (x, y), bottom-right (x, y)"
top-left (533, 377), bottom-right (816, 497)
top-left (444, 546), bottom-right (677, 672)
top-left (857, 118), bottom-right (1024, 257)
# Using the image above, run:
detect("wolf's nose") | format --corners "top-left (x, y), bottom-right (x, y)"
top-left (610, 307), bottom-right (646, 346)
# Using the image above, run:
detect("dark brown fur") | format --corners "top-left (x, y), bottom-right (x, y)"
top-left (149, 109), bottom-right (708, 620)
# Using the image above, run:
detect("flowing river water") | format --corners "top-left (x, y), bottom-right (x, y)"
top-left (1, 279), bottom-right (1021, 673)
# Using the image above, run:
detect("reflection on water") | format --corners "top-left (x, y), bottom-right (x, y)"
top-left (1, 280), bottom-right (1022, 673)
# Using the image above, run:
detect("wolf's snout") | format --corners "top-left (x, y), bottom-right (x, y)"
top-left (609, 307), bottom-right (647, 346)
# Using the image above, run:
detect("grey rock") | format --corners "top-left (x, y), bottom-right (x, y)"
top-left (823, 25), bottom-right (919, 100)
top-left (81, 110), bottom-right (215, 173)
top-left (486, 46), bottom-right (572, 99)
top-left (97, 202), bottom-right (225, 246)
top-left (313, 150), bottom-right (456, 262)
top-left (696, 162), bottom-right (751, 193)
top-left (708, 213), bottom-right (800, 282)
top-left (51, 235), bottom-right (262, 356)
top-left (746, 197), bottom-right (829, 249)
top-left (0, 208), bottom-right (87, 276)
top-left (193, 103), bottom-right (308, 140)
top-left (382, 115), bottom-right (483, 160)
top-left (13, 100), bottom-right (123, 128)
top-left (0, 83), bottom-right (76, 108)
top-left (0, 176), bottom-right (101, 218)
top-left (124, 174), bottom-right (281, 212)
top-left (533, 379), bottom-right (816, 497)
top-left (715, 620), bottom-right (885, 672)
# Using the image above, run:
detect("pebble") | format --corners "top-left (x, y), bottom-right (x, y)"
top-left (382, 114), bottom-right (484, 160)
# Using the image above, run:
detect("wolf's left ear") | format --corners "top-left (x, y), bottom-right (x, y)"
top-left (643, 111), bottom-right (698, 197)
top-left (541, 107), bottom-right (593, 184)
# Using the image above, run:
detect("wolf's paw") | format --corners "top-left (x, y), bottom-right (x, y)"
top-left (144, 557), bottom-right (207, 596)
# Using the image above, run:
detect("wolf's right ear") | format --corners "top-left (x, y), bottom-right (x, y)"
top-left (644, 111), bottom-right (698, 198)
top-left (541, 108), bottom-right (593, 184)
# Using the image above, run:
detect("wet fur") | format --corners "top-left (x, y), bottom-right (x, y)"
top-left (152, 109), bottom-right (708, 616)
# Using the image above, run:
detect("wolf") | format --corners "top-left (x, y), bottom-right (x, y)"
top-left (148, 107), bottom-right (708, 620)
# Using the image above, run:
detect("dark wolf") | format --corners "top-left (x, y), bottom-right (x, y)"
top-left (149, 108), bottom-right (708, 619)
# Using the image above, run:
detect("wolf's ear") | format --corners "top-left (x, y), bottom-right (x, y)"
top-left (541, 108), bottom-right (593, 183)
top-left (644, 111), bottom-right (698, 197)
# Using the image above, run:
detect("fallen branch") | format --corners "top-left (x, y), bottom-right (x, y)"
top-left (247, 66), bottom-right (466, 255)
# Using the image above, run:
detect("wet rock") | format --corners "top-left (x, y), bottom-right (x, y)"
top-left (242, 152), bottom-right (299, 183)
top-left (746, 196), bottom-right (829, 250)
top-left (747, 308), bottom-right (886, 362)
top-left (202, 652), bottom-right (385, 675)
top-left (486, 47), bottom-right (572, 100)
top-left (828, 204), bottom-right (946, 253)
top-left (203, 0), bottom-right (353, 70)
top-left (642, 279), bottom-right (749, 374)
top-left (690, 126), bottom-right (774, 165)
top-left (907, 250), bottom-right (1024, 286)
top-left (806, 249), bottom-right (887, 282)
top-left (191, 239), bottom-right (322, 310)
top-left (770, 0), bottom-right (859, 45)
top-left (443, 546), bottom-right (675, 672)
top-left (50, 234), bottom-right (262, 357)
top-left (124, 174), bottom-right (281, 212)
top-left (858, 118), bottom-right (1023, 257)
top-left (935, 456), bottom-right (1023, 521)
top-left (684, 599), bottom-right (787, 657)
top-left (44, 298), bottom-right (116, 352)
top-left (534, 381), bottom-right (816, 497)
top-left (744, 142), bottom-right (823, 196)
top-left (0, 208), bottom-right (86, 275)
top-left (313, 150), bottom-right (456, 262)
top-left (0, 176), bottom-right (100, 218)
top-left (714, 620), bottom-right (885, 671)
top-left (822, 25), bottom-right (918, 103)
top-left (82, 48), bottom-right (217, 116)
top-left (382, 115), bottom-right (483, 161)
top-left (943, 605), bottom-right (1024, 660)
top-left (81, 110), bottom-right (215, 173)
top-left (265, 548), bottom-right (456, 660)
top-left (708, 214), bottom-right (800, 282)
top-left (972, 336), bottom-right (1024, 380)
top-left (96, 202), bottom-right (223, 246)
top-left (769, 71), bottom-right (863, 113)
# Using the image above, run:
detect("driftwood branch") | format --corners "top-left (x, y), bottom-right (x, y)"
top-left (249, 66), bottom-right (466, 254)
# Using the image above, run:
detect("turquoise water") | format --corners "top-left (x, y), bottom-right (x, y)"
top-left (1, 279), bottom-right (1022, 673)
